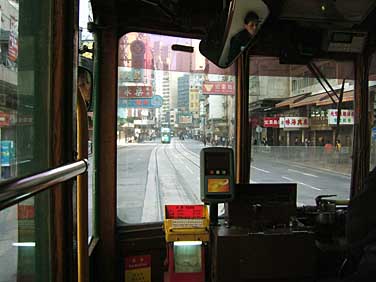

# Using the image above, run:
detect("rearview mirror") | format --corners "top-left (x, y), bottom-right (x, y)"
top-left (199, 0), bottom-right (269, 68)
top-left (78, 66), bottom-right (93, 111)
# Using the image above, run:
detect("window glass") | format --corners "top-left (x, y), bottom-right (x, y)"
top-left (0, 0), bottom-right (53, 280)
top-left (0, 193), bottom-right (52, 282)
top-left (117, 33), bottom-right (235, 223)
top-left (79, 0), bottom-right (94, 240)
top-left (249, 57), bottom-right (354, 205)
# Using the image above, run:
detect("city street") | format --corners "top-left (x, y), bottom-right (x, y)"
top-left (114, 138), bottom-right (352, 224)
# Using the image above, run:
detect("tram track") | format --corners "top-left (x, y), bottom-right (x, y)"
top-left (172, 142), bottom-right (200, 168)
top-left (159, 143), bottom-right (200, 204)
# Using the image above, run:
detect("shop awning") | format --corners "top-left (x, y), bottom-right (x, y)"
top-left (290, 93), bottom-right (328, 108)
top-left (275, 93), bottom-right (308, 108)
top-left (316, 90), bottom-right (354, 106)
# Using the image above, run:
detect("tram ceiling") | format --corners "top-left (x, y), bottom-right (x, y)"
top-left (89, 0), bottom-right (376, 58)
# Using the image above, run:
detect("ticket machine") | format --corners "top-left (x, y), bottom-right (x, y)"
top-left (200, 147), bottom-right (235, 204)
top-left (163, 205), bottom-right (209, 282)
top-left (200, 147), bottom-right (235, 224)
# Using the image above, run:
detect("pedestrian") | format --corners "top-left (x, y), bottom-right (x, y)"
top-left (335, 139), bottom-right (342, 152)
top-left (262, 137), bottom-right (267, 146)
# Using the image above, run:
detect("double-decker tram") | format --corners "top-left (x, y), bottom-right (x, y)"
top-left (161, 127), bottom-right (171, 144)
top-left (2, 0), bottom-right (376, 281)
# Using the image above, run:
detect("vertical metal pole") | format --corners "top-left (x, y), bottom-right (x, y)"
top-left (235, 52), bottom-right (250, 183)
top-left (77, 91), bottom-right (89, 282)
top-left (351, 53), bottom-right (371, 197)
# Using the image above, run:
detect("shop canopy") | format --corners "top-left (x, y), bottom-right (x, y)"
top-left (276, 90), bottom-right (354, 109)
top-left (275, 93), bottom-right (308, 108)
top-left (316, 91), bottom-right (354, 106)
top-left (290, 93), bottom-right (329, 108)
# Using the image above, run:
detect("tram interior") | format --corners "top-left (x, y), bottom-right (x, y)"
top-left (87, 0), bottom-right (376, 281)
top-left (2, 0), bottom-right (376, 282)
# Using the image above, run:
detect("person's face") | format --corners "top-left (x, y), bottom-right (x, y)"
top-left (244, 21), bottom-right (258, 36)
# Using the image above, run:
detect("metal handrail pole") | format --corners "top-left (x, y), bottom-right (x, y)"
top-left (0, 159), bottom-right (88, 211)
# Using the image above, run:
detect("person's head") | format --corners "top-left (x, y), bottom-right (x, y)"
top-left (244, 11), bottom-right (259, 36)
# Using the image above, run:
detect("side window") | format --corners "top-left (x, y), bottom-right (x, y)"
top-left (0, 0), bottom-right (54, 280)
top-left (117, 33), bottom-right (235, 224)
top-left (249, 57), bottom-right (354, 205)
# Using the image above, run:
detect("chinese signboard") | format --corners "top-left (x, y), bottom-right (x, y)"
top-left (118, 86), bottom-right (153, 98)
top-left (178, 114), bottom-right (193, 124)
top-left (118, 68), bottom-right (145, 84)
top-left (119, 95), bottom-right (163, 108)
top-left (327, 109), bottom-right (354, 125)
top-left (125, 255), bottom-right (151, 282)
top-left (202, 81), bottom-right (235, 95)
top-left (263, 117), bottom-right (279, 128)
top-left (279, 117), bottom-right (309, 128)
top-left (8, 21), bottom-right (18, 62)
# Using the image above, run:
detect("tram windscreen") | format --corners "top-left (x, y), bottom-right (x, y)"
top-left (116, 32), bottom-right (236, 224)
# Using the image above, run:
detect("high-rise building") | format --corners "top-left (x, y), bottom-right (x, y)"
top-left (177, 74), bottom-right (190, 111)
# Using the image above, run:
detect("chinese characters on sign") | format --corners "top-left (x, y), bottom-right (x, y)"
top-left (118, 86), bottom-right (153, 98)
top-left (118, 68), bottom-right (145, 83)
top-left (118, 95), bottom-right (163, 108)
top-left (327, 109), bottom-right (354, 125)
top-left (202, 81), bottom-right (235, 95)
top-left (178, 114), bottom-right (193, 124)
top-left (263, 117), bottom-right (279, 128)
top-left (279, 117), bottom-right (309, 128)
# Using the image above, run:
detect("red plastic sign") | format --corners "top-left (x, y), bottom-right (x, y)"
top-left (165, 205), bottom-right (204, 219)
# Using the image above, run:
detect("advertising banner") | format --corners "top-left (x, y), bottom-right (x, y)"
top-left (279, 117), bottom-right (309, 128)
top-left (263, 117), bottom-right (279, 128)
top-left (118, 86), bottom-right (153, 98)
top-left (327, 109), bottom-right (354, 125)
top-left (119, 95), bottom-right (163, 108)
top-left (202, 81), bottom-right (235, 95)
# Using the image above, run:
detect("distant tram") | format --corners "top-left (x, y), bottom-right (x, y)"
top-left (161, 127), bottom-right (171, 143)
